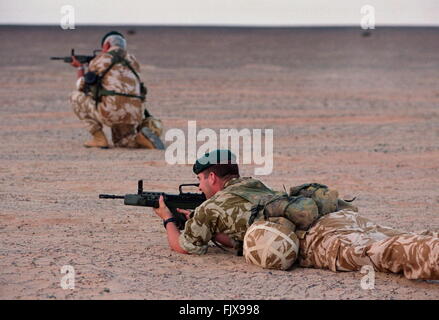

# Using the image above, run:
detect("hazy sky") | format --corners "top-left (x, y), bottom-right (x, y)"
top-left (1, 0), bottom-right (439, 26)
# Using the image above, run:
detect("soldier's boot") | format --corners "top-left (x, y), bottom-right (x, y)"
top-left (83, 130), bottom-right (109, 149)
top-left (135, 130), bottom-right (155, 149)
top-left (337, 199), bottom-right (358, 212)
top-left (135, 127), bottom-right (165, 150)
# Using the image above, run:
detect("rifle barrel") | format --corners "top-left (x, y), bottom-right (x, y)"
top-left (99, 194), bottom-right (125, 199)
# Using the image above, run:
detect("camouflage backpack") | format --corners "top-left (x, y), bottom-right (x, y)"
top-left (228, 185), bottom-right (319, 231)
top-left (289, 183), bottom-right (358, 215)
top-left (231, 182), bottom-right (357, 233)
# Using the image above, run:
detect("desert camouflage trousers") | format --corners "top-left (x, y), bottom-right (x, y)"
top-left (70, 91), bottom-right (143, 147)
top-left (298, 210), bottom-right (439, 280)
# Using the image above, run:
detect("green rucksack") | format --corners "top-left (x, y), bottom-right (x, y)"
top-left (289, 183), bottom-right (358, 214)
top-left (228, 185), bottom-right (319, 231)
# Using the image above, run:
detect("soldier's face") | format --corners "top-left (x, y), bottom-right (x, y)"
top-left (197, 172), bottom-right (215, 199)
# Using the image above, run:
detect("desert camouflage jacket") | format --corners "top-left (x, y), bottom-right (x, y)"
top-left (179, 177), bottom-right (276, 255)
top-left (76, 46), bottom-right (144, 111)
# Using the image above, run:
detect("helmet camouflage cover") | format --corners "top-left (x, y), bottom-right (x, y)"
top-left (244, 218), bottom-right (299, 270)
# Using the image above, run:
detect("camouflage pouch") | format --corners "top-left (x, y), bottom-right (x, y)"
top-left (83, 71), bottom-right (100, 101)
top-left (290, 183), bottom-right (338, 215)
top-left (281, 196), bottom-right (319, 230)
top-left (249, 193), bottom-right (319, 231)
top-left (267, 216), bottom-right (296, 232)
top-left (289, 183), bottom-right (358, 214)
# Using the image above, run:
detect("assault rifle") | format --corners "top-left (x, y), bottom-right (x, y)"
top-left (50, 48), bottom-right (101, 64)
top-left (99, 180), bottom-right (206, 230)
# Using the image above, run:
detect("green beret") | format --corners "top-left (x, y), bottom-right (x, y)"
top-left (101, 31), bottom-right (125, 47)
top-left (193, 149), bottom-right (237, 174)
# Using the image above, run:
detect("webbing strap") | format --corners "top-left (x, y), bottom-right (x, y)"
top-left (97, 50), bottom-right (146, 102)
top-left (99, 89), bottom-right (145, 100)
top-left (107, 50), bottom-right (142, 82)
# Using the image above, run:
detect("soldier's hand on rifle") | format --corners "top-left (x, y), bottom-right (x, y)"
top-left (70, 55), bottom-right (83, 68)
top-left (71, 55), bottom-right (85, 78)
top-left (177, 208), bottom-right (192, 220)
top-left (153, 195), bottom-right (173, 220)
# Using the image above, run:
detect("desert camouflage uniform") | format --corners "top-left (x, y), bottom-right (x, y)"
top-left (70, 47), bottom-right (146, 147)
top-left (299, 210), bottom-right (439, 280)
top-left (179, 177), bottom-right (321, 255)
top-left (181, 178), bottom-right (438, 279)
top-left (179, 177), bottom-right (276, 254)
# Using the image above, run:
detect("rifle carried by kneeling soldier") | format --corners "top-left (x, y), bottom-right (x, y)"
top-left (50, 48), bottom-right (101, 64)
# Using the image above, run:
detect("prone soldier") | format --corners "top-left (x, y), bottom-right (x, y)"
top-left (152, 149), bottom-right (439, 280)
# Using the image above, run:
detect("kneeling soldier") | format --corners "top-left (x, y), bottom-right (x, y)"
top-left (70, 31), bottom-right (164, 149)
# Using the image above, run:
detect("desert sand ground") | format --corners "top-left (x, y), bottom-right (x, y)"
top-left (0, 26), bottom-right (438, 300)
